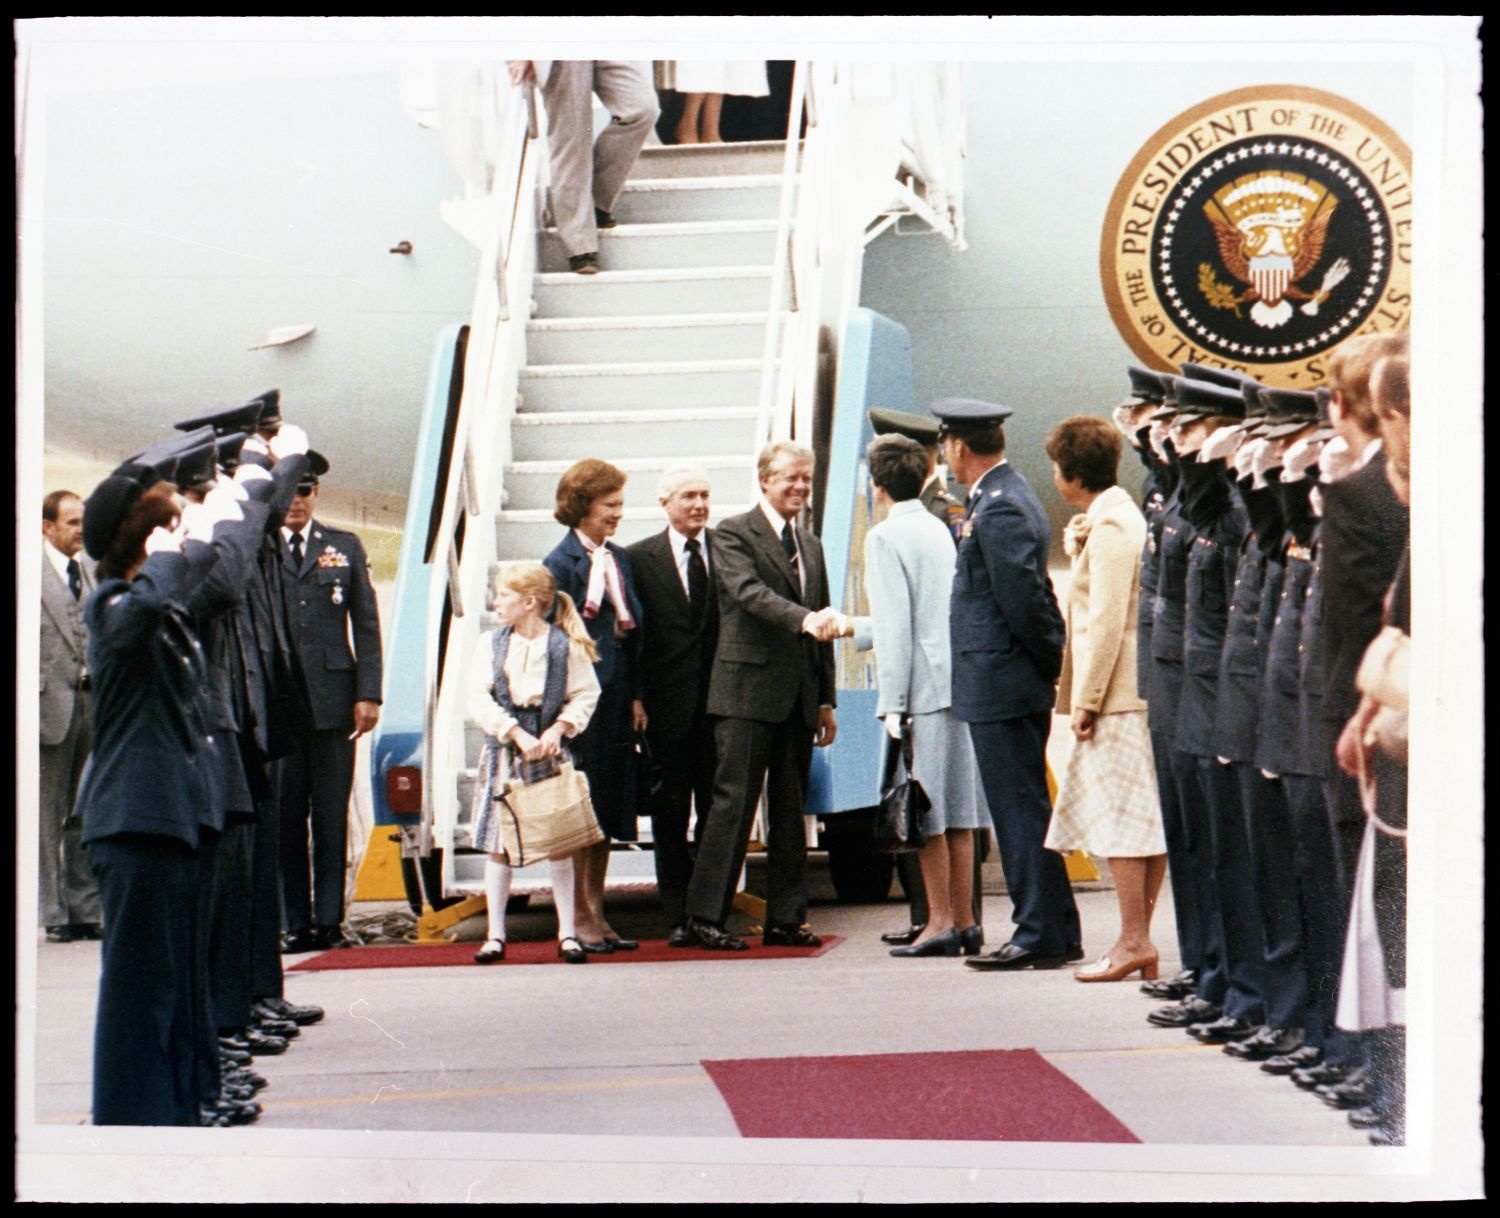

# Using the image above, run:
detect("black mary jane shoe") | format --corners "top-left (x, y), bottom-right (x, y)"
top-left (474, 940), bottom-right (506, 965)
top-left (602, 936), bottom-right (639, 951)
top-left (890, 928), bottom-right (962, 958)
top-left (557, 937), bottom-right (589, 964)
top-left (579, 939), bottom-right (616, 955)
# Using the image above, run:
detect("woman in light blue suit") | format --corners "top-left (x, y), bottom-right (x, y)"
top-left (841, 435), bottom-right (988, 957)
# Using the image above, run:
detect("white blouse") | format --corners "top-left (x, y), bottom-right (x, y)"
top-left (467, 628), bottom-right (601, 743)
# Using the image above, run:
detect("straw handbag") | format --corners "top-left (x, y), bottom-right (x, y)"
top-left (497, 761), bottom-right (604, 867)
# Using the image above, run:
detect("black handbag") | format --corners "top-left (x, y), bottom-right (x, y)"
top-left (874, 721), bottom-right (929, 855)
top-left (635, 730), bottom-right (665, 805)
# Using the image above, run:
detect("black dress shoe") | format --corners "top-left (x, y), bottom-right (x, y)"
top-left (71, 922), bottom-right (105, 940)
top-left (959, 926), bottom-right (984, 956)
top-left (557, 936), bottom-right (589, 964)
top-left (1368, 1122), bottom-right (1405, 1147)
top-left (226, 1068), bottom-right (267, 1093)
top-left (667, 925), bottom-right (695, 949)
top-left (890, 928), bottom-right (962, 958)
top-left (1224, 1026), bottom-right (1305, 1060)
top-left (219, 1032), bottom-right (250, 1052)
top-left (219, 1046), bottom-right (252, 1068)
top-left (1064, 943), bottom-right (1086, 963)
top-left (1146, 997), bottom-right (1222, 1028)
top-left (578, 939), bottom-right (616, 954)
top-left (44, 925), bottom-right (74, 944)
top-left (688, 919), bottom-right (747, 951)
top-left (763, 924), bottom-right (822, 948)
top-left (964, 942), bottom-right (1068, 971)
top-left (314, 924), bottom-right (352, 950)
top-left (281, 929), bottom-right (317, 954)
top-left (1188, 1017), bottom-right (1258, 1044)
top-left (1347, 1105), bottom-right (1388, 1129)
top-left (256, 1015), bottom-right (300, 1039)
top-left (1319, 1077), bottom-right (1373, 1110)
top-left (1261, 1044), bottom-right (1322, 1074)
top-left (1292, 1061), bottom-right (1349, 1090)
top-left (240, 1027), bottom-right (288, 1056)
top-left (258, 996), bottom-right (325, 1026)
top-left (603, 936), bottom-right (639, 951)
top-left (1141, 968), bottom-right (1196, 1000)
top-left (594, 208), bottom-right (618, 230)
top-left (568, 252), bottom-right (600, 275)
top-left (881, 924), bottom-right (926, 946)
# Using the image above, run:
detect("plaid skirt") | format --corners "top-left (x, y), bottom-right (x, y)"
top-left (1045, 710), bottom-right (1166, 858)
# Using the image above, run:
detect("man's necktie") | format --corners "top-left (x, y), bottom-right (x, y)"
top-left (780, 521), bottom-right (802, 600)
top-left (685, 536), bottom-right (709, 623)
top-left (290, 532), bottom-right (304, 569)
top-left (66, 558), bottom-right (81, 601)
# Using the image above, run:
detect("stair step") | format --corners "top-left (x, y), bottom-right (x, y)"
top-left (526, 311), bottom-right (775, 365)
top-left (519, 358), bottom-right (765, 411)
top-left (532, 266), bottom-right (784, 318)
top-left (630, 140), bottom-right (795, 179)
top-left (504, 455), bottom-right (756, 511)
top-left (509, 406), bottom-right (761, 463)
top-left (538, 220), bottom-right (780, 273)
top-left (613, 175), bottom-right (790, 224)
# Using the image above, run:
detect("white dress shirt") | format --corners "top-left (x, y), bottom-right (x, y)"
top-left (758, 499), bottom-right (804, 597)
top-left (667, 526), bottom-right (711, 597)
top-left (467, 628), bottom-right (601, 744)
top-left (44, 540), bottom-right (74, 584)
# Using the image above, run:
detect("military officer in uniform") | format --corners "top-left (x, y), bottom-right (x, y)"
top-left (933, 397), bottom-right (1081, 971)
top-left (275, 455), bottom-right (384, 952)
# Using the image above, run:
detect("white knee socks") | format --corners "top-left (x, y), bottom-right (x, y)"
top-left (484, 856), bottom-right (513, 942)
top-left (549, 855), bottom-right (578, 941)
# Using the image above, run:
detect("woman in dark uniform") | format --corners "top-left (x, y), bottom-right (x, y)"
top-left (76, 466), bottom-right (223, 1125)
top-left (543, 459), bottom-right (646, 952)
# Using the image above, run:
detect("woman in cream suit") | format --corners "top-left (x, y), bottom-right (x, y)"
top-left (840, 435), bottom-right (988, 958)
top-left (1044, 417), bottom-right (1168, 982)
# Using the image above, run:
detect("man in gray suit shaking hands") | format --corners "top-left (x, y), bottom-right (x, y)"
top-left (684, 442), bottom-right (839, 950)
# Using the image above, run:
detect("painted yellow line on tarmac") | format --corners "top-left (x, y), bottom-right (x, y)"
top-left (261, 1072), bottom-right (713, 1111)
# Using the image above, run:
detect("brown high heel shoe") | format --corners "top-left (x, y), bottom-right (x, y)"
top-left (1074, 952), bottom-right (1160, 982)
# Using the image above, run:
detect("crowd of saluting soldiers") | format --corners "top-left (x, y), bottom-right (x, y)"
top-left (1116, 335), bottom-right (1411, 1148)
top-left (40, 391), bottom-right (381, 1128)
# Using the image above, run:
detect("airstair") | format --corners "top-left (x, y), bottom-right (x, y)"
top-left (368, 63), bottom-right (968, 930)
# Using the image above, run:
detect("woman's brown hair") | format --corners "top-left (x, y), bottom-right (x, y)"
top-left (96, 482), bottom-right (180, 581)
top-left (553, 459), bottom-right (627, 529)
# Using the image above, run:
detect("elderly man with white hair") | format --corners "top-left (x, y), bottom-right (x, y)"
top-left (626, 469), bottom-right (721, 946)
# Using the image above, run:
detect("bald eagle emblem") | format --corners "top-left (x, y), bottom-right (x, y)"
top-left (1201, 171), bottom-right (1351, 329)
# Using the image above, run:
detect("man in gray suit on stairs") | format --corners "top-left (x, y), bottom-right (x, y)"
top-left (507, 59), bottom-right (659, 275)
top-left (38, 489), bottom-right (102, 942)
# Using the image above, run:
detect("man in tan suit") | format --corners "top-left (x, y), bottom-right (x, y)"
top-left (39, 489), bottom-right (102, 941)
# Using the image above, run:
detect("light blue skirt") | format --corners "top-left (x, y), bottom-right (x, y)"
top-left (904, 708), bottom-right (989, 836)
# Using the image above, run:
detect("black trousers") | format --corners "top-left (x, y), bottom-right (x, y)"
top-left (646, 717), bottom-right (718, 928)
top-left (90, 834), bottom-right (201, 1126)
top-left (1285, 773), bottom-right (1354, 1058)
top-left (1168, 747), bottom-right (1225, 1005)
top-left (968, 712), bottom-right (1080, 955)
top-left (250, 797), bottom-right (285, 998)
top-left (1152, 729), bottom-right (1203, 975)
top-left (1236, 766), bottom-right (1309, 1030)
top-left (685, 712), bottom-right (814, 929)
top-left (207, 820), bottom-right (255, 1032)
top-left (276, 727), bottom-right (355, 933)
top-left (1195, 754), bottom-right (1266, 1025)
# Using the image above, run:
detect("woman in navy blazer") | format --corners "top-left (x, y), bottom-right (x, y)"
top-left (543, 459), bottom-right (646, 951)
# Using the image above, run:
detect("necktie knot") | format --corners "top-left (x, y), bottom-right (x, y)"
top-left (290, 532), bottom-right (304, 565)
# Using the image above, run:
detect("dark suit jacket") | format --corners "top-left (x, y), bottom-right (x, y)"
top-left (543, 530), bottom-right (645, 697)
top-left (949, 461), bottom-right (1065, 723)
top-left (626, 527), bottom-right (719, 742)
top-left (1318, 449), bottom-right (1409, 723)
top-left (706, 507), bottom-right (835, 727)
top-left (283, 518), bottom-right (384, 733)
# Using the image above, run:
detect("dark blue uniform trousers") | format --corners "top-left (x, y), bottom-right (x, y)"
top-left (277, 728), bottom-right (356, 934)
top-left (1187, 755), bottom-right (1266, 1023)
top-left (1167, 746), bottom-right (1225, 999)
top-left (207, 821), bottom-right (255, 1031)
top-left (90, 834), bottom-right (201, 1126)
top-left (1285, 773), bottom-right (1356, 1061)
top-left (968, 711), bottom-right (1080, 954)
top-left (1235, 766), bottom-right (1310, 1030)
top-left (1152, 729), bottom-right (1204, 975)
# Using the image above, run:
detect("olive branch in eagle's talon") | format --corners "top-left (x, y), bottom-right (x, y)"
top-left (1198, 263), bottom-right (1242, 316)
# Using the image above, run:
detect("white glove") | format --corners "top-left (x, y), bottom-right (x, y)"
top-left (1281, 435), bottom-right (1323, 483)
top-left (1111, 404), bottom-right (1135, 436)
top-left (234, 462), bottom-right (272, 487)
top-left (213, 471), bottom-right (249, 502)
top-left (1200, 422), bottom-right (1248, 465)
top-left (242, 434), bottom-right (270, 457)
top-left (1233, 437), bottom-right (1263, 480)
top-left (1309, 485), bottom-right (1325, 519)
top-left (270, 423), bottom-right (309, 460)
top-left (196, 491), bottom-right (245, 535)
top-left (144, 524), bottom-right (184, 556)
top-left (1148, 420), bottom-right (1171, 460)
top-left (1251, 438), bottom-right (1289, 488)
top-left (1318, 435), bottom-right (1355, 485)
top-left (883, 712), bottom-right (902, 741)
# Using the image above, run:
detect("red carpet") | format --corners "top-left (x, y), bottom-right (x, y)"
top-left (287, 935), bottom-right (841, 971)
top-left (701, 1048), bottom-right (1140, 1143)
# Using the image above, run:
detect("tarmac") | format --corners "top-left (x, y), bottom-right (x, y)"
top-left (21, 851), bottom-right (1447, 1204)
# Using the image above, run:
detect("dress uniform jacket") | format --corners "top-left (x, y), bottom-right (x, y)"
top-left (1175, 490), bottom-right (1247, 758)
top-left (949, 462), bottom-right (1065, 722)
top-left (1146, 485), bottom-right (1194, 732)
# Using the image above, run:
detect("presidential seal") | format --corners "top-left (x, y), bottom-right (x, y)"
top-left (1101, 86), bottom-right (1411, 385)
